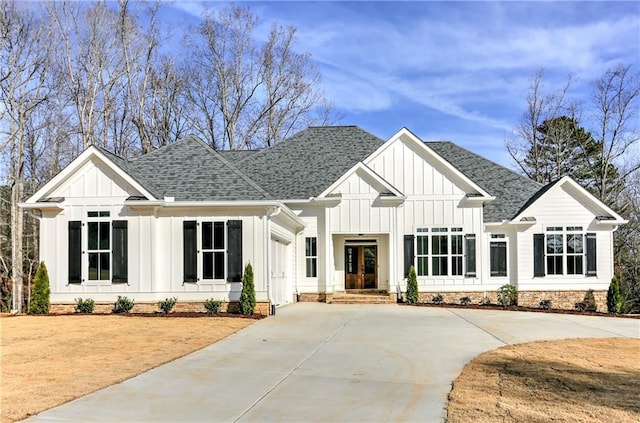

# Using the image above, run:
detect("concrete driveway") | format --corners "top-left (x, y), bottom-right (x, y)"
top-left (26, 303), bottom-right (639, 422)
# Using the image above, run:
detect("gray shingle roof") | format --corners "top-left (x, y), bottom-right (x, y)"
top-left (124, 136), bottom-right (272, 201)
top-left (240, 126), bottom-right (384, 199)
top-left (425, 142), bottom-right (543, 222)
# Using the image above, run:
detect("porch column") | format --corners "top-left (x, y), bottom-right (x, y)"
top-left (323, 206), bottom-right (334, 293)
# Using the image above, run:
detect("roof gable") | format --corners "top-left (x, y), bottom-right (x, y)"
top-left (513, 176), bottom-right (626, 224)
top-left (25, 146), bottom-right (156, 204)
top-left (320, 162), bottom-right (404, 198)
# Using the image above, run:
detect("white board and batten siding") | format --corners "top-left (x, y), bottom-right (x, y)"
top-left (515, 182), bottom-right (614, 291)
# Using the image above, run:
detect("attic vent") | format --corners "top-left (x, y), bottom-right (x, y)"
top-left (596, 216), bottom-right (614, 221)
top-left (39, 197), bottom-right (64, 203)
top-left (380, 192), bottom-right (396, 197)
top-left (465, 193), bottom-right (483, 198)
top-left (520, 217), bottom-right (536, 222)
top-left (126, 195), bottom-right (148, 201)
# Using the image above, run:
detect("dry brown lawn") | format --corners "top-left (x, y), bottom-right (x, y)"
top-left (0, 314), bottom-right (255, 423)
top-left (448, 338), bottom-right (640, 423)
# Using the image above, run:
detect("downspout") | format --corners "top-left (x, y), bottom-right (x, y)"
top-left (265, 206), bottom-right (281, 315)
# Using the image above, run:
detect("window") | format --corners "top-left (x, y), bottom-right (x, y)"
top-left (490, 234), bottom-right (507, 277)
top-left (414, 227), bottom-right (473, 277)
top-left (68, 211), bottom-right (128, 284)
top-left (534, 227), bottom-right (594, 277)
top-left (202, 222), bottom-right (225, 280)
top-left (566, 227), bottom-right (583, 275)
top-left (183, 220), bottom-right (242, 283)
top-left (305, 237), bottom-right (317, 277)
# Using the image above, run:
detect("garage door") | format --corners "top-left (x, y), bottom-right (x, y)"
top-left (270, 238), bottom-right (291, 307)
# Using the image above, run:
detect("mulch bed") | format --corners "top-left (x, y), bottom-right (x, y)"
top-left (407, 302), bottom-right (640, 318)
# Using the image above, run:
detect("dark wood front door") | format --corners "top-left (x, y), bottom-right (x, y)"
top-left (345, 245), bottom-right (377, 290)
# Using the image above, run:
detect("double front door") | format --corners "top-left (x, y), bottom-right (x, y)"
top-left (345, 245), bottom-right (377, 290)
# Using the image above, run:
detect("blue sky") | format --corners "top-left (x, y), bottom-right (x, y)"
top-left (167, 1), bottom-right (639, 168)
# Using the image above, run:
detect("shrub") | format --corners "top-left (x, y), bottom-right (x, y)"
top-left (583, 289), bottom-right (597, 312)
top-left (75, 298), bottom-right (95, 313)
top-left (406, 266), bottom-right (419, 304)
top-left (239, 263), bottom-right (256, 315)
top-left (539, 299), bottom-right (552, 310)
top-left (460, 296), bottom-right (471, 306)
top-left (158, 297), bottom-right (178, 314)
top-left (204, 299), bottom-right (223, 314)
top-left (113, 296), bottom-right (134, 313)
top-left (480, 296), bottom-right (492, 305)
top-left (607, 276), bottom-right (623, 313)
top-left (575, 302), bottom-right (587, 312)
top-left (432, 293), bottom-right (444, 304)
top-left (497, 284), bottom-right (518, 306)
top-left (29, 262), bottom-right (50, 314)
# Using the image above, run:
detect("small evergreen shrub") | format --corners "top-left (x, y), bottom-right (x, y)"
top-left (539, 299), bottom-right (552, 310)
top-left (460, 296), bottom-right (471, 306)
top-left (158, 297), bottom-right (178, 314)
top-left (480, 296), bottom-right (492, 305)
top-left (113, 296), bottom-right (134, 313)
top-left (239, 263), bottom-right (256, 315)
top-left (497, 284), bottom-right (518, 306)
top-left (406, 266), bottom-right (419, 304)
top-left (583, 289), bottom-right (597, 312)
top-left (75, 298), bottom-right (95, 313)
top-left (204, 299), bottom-right (223, 314)
top-left (607, 276), bottom-right (623, 313)
top-left (574, 302), bottom-right (587, 312)
top-left (432, 293), bottom-right (444, 304)
top-left (29, 262), bottom-right (50, 314)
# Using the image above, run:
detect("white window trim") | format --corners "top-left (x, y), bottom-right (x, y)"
top-left (415, 227), bottom-right (465, 278)
top-left (489, 234), bottom-right (508, 278)
top-left (198, 219), bottom-right (227, 284)
top-left (545, 226), bottom-right (586, 277)
top-left (304, 236), bottom-right (318, 278)
top-left (84, 211), bottom-right (112, 286)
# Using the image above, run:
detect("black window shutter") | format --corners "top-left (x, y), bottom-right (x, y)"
top-left (465, 234), bottom-right (476, 277)
top-left (227, 220), bottom-right (243, 282)
top-left (68, 221), bottom-right (82, 284)
top-left (586, 233), bottom-right (597, 276)
top-left (183, 221), bottom-right (197, 282)
top-left (112, 220), bottom-right (128, 283)
top-left (533, 233), bottom-right (545, 277)
top-left (403, 234), bottom-right (414, 278)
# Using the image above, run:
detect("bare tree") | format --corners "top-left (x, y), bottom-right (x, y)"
top-left (506, 70), bottom-right (576, 183)
top-left (185, 5), bottom-right (338, 150)
top-left (0, 0), bottom-right (51, 312)
top-left (590, 64), bottom-right (640, 205)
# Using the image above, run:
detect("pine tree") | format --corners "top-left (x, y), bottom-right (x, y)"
top-left (239, 263), bottom-right (256, 315)
top-left (29, 262), bottom-right (50, 314)
top-left (406, 266), bottom-right (419, 304)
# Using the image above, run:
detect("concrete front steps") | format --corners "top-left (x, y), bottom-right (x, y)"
top-left (329, 291), bottom-right (396, 304)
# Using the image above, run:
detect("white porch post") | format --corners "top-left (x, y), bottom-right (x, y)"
top-left (323, 206), bottom-right (334, 293)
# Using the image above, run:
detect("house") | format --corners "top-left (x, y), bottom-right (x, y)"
top-left (21, 126), bottom-right (626, 313)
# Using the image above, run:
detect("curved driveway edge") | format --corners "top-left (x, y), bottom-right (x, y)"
top-left (25, 303), bottom-right (640, 422)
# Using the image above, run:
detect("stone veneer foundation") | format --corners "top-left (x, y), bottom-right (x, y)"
top-left (297, 290), bottom-right (607, 312)
top-left (49, 301), bottom-right (271, 315)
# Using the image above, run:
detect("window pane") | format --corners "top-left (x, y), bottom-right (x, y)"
top-left (88, 211), bottom-right (99, 217)
top-left (203, 252), bottom-right (213, 279)
top-left (547, 256), bottom-right (563, 275)
top-left (306, 258), bottom-right (317, 277)
top-left (546, 235), bottom-right (563, 253)
top-left (214, 251), bottom-right (225, 279)
top-left (310, 238), bottom-right (317, 256)
top-left (417, 257), bottom-right (428, 276)
top-left (567, 234), bottom-right (583, 253)
top-left (202, 222), bottom-right (212, 250)
top-left (99, 222), bottom-right (110, 250)
top-left (99, 252), bottom-right (110, 280)
top-left (88, 222), bottom-right (98, 250)
top-left (452, 235), bottom-right (463, 254)
top-left (88, 253), bottom-right (98, 280)
top-left (417, 236), bottom-right (428, 255)
top-left (567, 256), bottom-right (583, 275)
top-left (213, 222), bottom-right (225, 250)
top-left (451, 256), bottom-right (463, 275)
top-left (432, 257), bottom-right (447, 276)
top-left (490, 242), bottom-right (507, 277)
top-left (432, 236), bottom-right (448, 255)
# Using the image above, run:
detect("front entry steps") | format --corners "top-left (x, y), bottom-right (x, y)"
top-left (329, 290), bottom-right (396, 304)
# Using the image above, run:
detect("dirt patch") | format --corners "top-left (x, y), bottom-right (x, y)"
top-left (447, 338), bottom-right (640, 422)
top-left (0, 314), bottom-right (256, 422)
